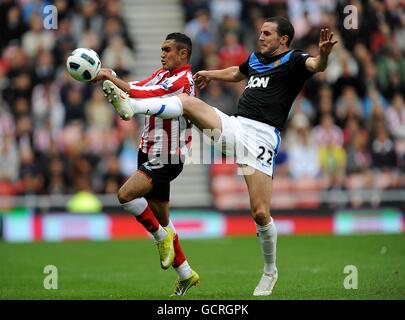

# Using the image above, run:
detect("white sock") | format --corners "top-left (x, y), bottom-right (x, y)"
top-left (168, 220), bottom-right (193, 279)
top-left (175, 260), bottom-right (192, 280)
top-left (122, 197), bottom-right (148, 216)
top-left (152, 225), bottom-right (168, 241)
top-left (166, 219), bottom-right (176, 235)
top-left (129, 96), bottom-right (183, 119)
top-left (256, 218), bottom-right (277, 275)
top-left (122, 198), bottom-right (167, 241)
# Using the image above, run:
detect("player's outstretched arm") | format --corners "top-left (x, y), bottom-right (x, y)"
top-left (305, 28), bottom-right (338, 73)
top-left (92, 68), bottom-right (131, 93)
top-left (193, 66), bottom-right (247, 89)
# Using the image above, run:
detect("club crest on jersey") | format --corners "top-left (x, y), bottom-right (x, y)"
top-left (161, 79), bottom-right (172, 90)
top-left (246, 76), bottom-right (269, 89)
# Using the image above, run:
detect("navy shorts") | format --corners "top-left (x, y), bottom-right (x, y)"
top-left (137, 151), bottom-right (184, 201)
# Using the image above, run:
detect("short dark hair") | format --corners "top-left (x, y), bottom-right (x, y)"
top-left (265, 17), bottom-right (295, 47)
top-left (166, 33), bottom-right (192, 61)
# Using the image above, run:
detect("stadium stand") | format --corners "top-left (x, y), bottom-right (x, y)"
top-left (0, 0), bottom-right (404, 212)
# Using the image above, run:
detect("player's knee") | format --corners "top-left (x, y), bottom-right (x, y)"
top-left (117, 187), bottom-right (134, 204)
top-left (252, 208), bottom-right (270, 225)
top-left (178, 93), bottom-right (194, 115)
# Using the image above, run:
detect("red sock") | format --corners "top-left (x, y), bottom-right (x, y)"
top-left (172, 234), bottom-right (186, 267)
top-left (135, 206), bottom-right (160, 233)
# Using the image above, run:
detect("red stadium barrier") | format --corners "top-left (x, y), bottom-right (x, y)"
top-left (2, 210), bottom-right (404, 242)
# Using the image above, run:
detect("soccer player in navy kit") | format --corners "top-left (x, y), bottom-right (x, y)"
top-left (104, 17), bottom-right (338, 296)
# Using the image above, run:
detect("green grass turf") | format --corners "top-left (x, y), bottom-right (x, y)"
top-left (0, 234), bottom-right (404, 300)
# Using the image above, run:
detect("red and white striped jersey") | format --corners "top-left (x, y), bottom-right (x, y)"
top-left (128, 64), bottom-right (195, 158)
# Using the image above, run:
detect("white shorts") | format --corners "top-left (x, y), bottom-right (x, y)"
top-left (214, 108), bottom-right (281, 176)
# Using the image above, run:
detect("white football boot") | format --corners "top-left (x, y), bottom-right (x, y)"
top-left (253, 270), bottom-right (278, 296)
top-left (102, 80), bottom-right (134, 120)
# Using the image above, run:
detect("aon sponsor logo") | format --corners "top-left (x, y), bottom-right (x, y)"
top-left (246, 76), bottom-right (269, 88)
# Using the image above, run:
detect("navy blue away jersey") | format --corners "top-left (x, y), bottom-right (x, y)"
top-left (236, 50), bottom-right (314, 131)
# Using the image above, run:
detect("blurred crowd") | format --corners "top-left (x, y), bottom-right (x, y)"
top-left (0, 0), bottom-right (405, 208)
top-left (0, 0), bottom-right (139, 196)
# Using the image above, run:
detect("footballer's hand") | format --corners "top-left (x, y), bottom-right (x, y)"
top-left (193, 71), bottom-right (211, 89)
top-left (319, 28), bottom-right (338, 56)
top-left (91, 68), bottom-right (115, 83)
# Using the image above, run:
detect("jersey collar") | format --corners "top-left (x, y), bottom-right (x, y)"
top-left (169, 64), bottom-right (192, 75)
top-left (260, 49), bottom-right (292, 62)
top-left (249, 50), bottom-right (293, 73)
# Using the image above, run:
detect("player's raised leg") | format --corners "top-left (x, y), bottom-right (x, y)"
top-left (242, 166), bottom-right (278, 296)
top-left (118, 171), bottom-right (174, 269)
top-left (102, 81), bottom-right (221, 132)
top-left (148, 200), bottom-right (200, 296)
top-left (137, 92), bottom-right (222, 134)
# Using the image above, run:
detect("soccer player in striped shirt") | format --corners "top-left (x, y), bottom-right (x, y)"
top-left (94, 33), bottom-right (199, 296)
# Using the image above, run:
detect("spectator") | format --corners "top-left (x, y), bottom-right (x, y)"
top-left (318, 138), bottom-right (346, 190)
top-left (16, 148), bottom-right (44, 195)
top-left (362, 86), bottom-right (388, 120)
top-left (32, 50), bottom-right (56, 84)
top-left (54, 0), bottom-right (70, 20)
top-left (345, 126), bottom-right (375, 208)
top-left (21, 12), bottom-right (55, 60)
top-left (287, 118), bottom-right (320, 180)
top-left (200, 82), bottom-right (237, 116)
top-left (209, 0), bottom-right (242, 24)
top-left (0, 5), bottom-right (27, 50)
top-left (0, 104), bottom-right (15, 139)
top-left (32, 78), bottom-right (65, 134)
top-left (367, 103), bottom-right (386, 142)
top-left (242, 14), bottom-right (264, 52)
top-left (385, 93), bottom-right (405, 168)
top-left (371, 124), bottom-right (397, 170)
top-left (217, 32), bottom-right (249, 69)
top-left (184, 9), bottom-right (218, 70)
top-left (217, 15), bottom-right (245, 45)
top-left (343, 117), bottom-right (365, 148)
top-left (20, 0), bottom-right (50, 25)
top-left (312, 84), bottom-right (333, 126)
top-left (85, 88), bottom-right (115, 129)
top-left (101, 35), bottom-right (136, 72)
top-left (313, 113), bottom-right (344, 147)
top-left (346, 131), bottom-right (372, 175)
top-left (101, 155), bottom-right (126, 194)
top-left (44, 156), bottom-right (69, 194)
top-left (291, 92), bottom-right (315, 123)
top-left (0, 133), bottom-right (20, 182)
top-left (335, 86), bottom-right (363, 127)
top-left (60, 84), bottom-right (87, 125)
top-left (104, 0), bottom-right (135, 50)
top-left (71, 0), bottom-right (103, 44)
top-left (101, 17), bottom-right (133, 52)
top-left (385, 93), bottom-right (405, 138)
top-left (52, 18), bottom-right (76, 67)
top-left (77, 30), bottom-right (102, 54)
top-left (377, 44), bottom-right (405, 98)
top-left (333, 53), bottom-right (364, 100)
top-left (14, 115), bottom-right (34, 155)
top-left (4, 71), bottom-right (33, 109)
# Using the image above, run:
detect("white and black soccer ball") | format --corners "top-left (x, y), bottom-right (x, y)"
top-left (66, 48), bottom-right (101, 82)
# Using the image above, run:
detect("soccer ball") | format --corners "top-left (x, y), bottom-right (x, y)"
top-left (66, 48), bottom-right (101, 82)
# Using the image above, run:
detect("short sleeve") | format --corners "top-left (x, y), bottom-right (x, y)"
top-left (289, 50), bottom-right (315, 78)
top-left (239, 54), bottom-right (250, 77)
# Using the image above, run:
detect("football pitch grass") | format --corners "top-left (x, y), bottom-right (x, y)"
top-left (1, 234), bottom-right (404, 300)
